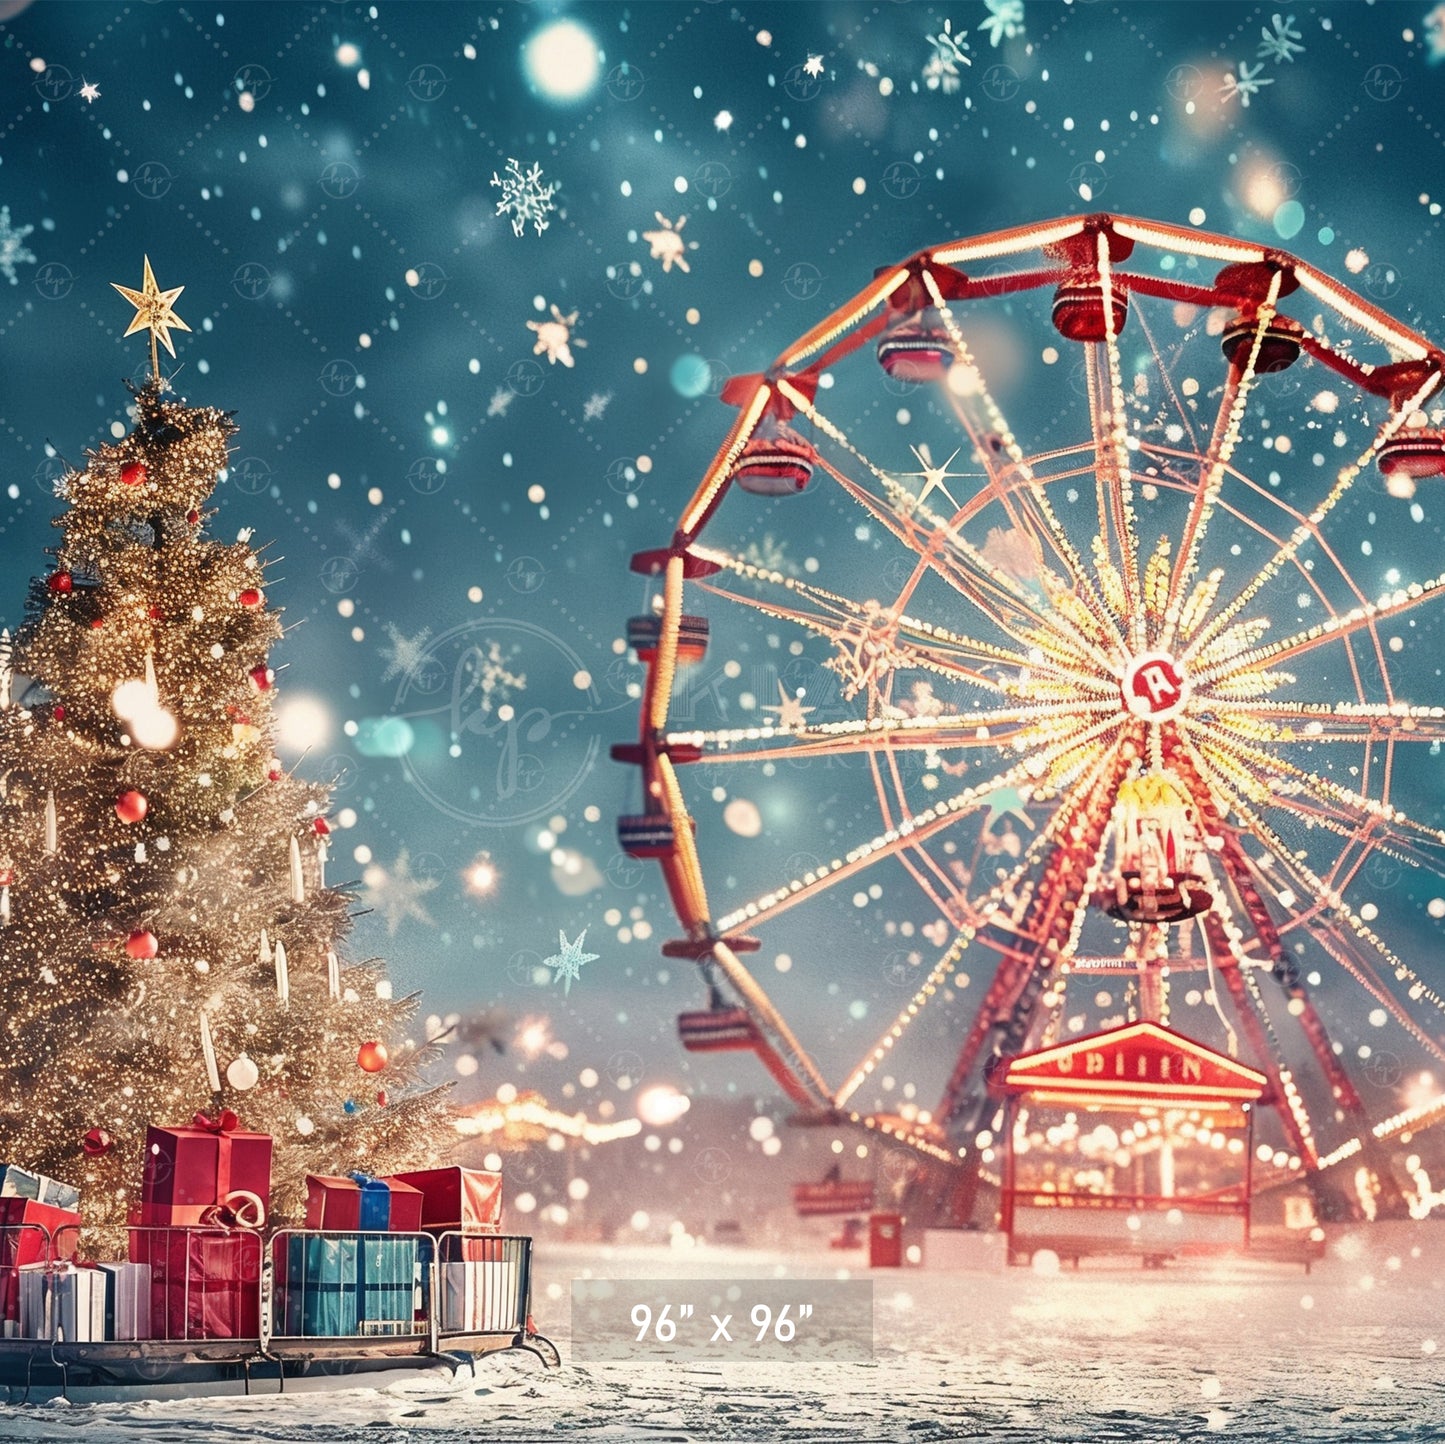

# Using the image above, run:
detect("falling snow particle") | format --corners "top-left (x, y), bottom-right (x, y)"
top-left (491, 157), bottom-right (557, 238)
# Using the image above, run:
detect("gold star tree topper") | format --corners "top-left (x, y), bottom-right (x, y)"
top-left (111, 256), bottom-right (191, 381)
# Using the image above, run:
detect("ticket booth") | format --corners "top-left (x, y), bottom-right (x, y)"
top-left (992, 1021), bottom-right (1267, 1265)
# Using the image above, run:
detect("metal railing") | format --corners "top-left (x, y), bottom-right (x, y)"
top-left (3, 1222), bottom-right (536, 1347)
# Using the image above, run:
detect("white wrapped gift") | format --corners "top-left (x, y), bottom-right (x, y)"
top-left (97, 1261), bottom-right (153, 1341)
top-left (20, 1263), bottom-right (108, 1342)
top-left (442, 1258), bottom-right (521, 1333)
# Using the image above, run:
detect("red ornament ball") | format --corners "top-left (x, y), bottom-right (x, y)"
top-left (249, 665), bottom-right (274, 692)
top-left (82, 1127), bottom-right (113, 1156)
top-left (313, 817), bottom-right (331, 837)
top-left (120, 461), bottom-right (147, 486)
top-left (90, 617), bottom-right (105, 629)
top-left (115, 790), bottom-right (149, 824)
top-left (52, 704), bottom-right (66, 721)
top-left (47, 572), bottom-right (73, 594)
top-left (125, 929), bottom-right (159, 960)
top-left (238, 588), bottom-right (263, 608)
top-left (356, 1040), bottom-right (389, 1073)
top-left (186, 509), bottom-right (200, 525)
top-left (375, 1090), bottom-right (389, 1108)
top-left (148, 606), bottom-right (166, 621)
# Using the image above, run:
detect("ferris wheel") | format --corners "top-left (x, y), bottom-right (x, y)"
top-left (616, 213), bottom-right (1445, 1225)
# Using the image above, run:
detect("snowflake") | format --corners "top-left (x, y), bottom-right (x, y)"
top-left (642, 213), bottom-right (694, 273)
top-left (741, 532), bottom-right (792, 574)
top-left (926, 18), bottom-right (971, 92)
top-left (491, 157), bottom-right (557, 238)
top-left (79, 80), bottom-right (101, 102)
top-left (459, 638), bottom-right (526, 718)
top-left (1257, 13), bottom-right (1303, 64)
top-left (1219, 60), bottom-right (1273, 106)
top-left (583, 391), bottom-right (613, 421)
top-left (543, 928), bottom-right (599, 995)
top-left (0, 207), bottom-right (36, 286)
top-left (360, 850), bottom-right (439, 936)
top-left (379, 623), bottom-right (433, 683)
top-left (980, 0), bottom-right (1024, 48)
top-left (487, 385), bottom-right (514, 418)
top-left (528, 303), bottom-right (586, 368)
top-left (803, 53), bottom-right (825, 78)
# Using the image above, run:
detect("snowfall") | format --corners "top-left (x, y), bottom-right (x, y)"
top-left (2, 1223), bottom-right (1443, 1444)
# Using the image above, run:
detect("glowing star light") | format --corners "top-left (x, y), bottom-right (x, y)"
top-left (544, 928), bottom-right (598, 995)
top-left (111, 256), bottom-right (191, 379)
top-left (762, 679), bottom-right (815, 730)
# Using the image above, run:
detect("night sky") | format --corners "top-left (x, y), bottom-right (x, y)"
top-left (3, 0), bottom-right (1445, 1167)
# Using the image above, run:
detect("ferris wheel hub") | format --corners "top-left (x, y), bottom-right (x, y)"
top-left (1120, 651), bottom-right (1190, 722)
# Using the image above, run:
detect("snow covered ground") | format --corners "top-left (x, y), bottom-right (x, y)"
top-left (3, 1224), bottom-right (1444, 1443)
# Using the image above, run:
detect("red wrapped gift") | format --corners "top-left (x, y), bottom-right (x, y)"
top-left (391, 1167), bottom-right (502, 1235)
top-left (305, 1176), bottom-right (363, 1231)
top-left (141, 1111), bottom-right (272, 1228)
top-left (129, 1227), bottom-right (262, 1341)
top-left (0, 1198), bottom-right (80, 1335)
top-left (305, 1174), bottom-right (424, 1232)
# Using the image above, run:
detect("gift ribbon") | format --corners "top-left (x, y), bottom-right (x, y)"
top-left (198, 1189), bottom-right (267, 1229)
top-left (192, 1108), bottom-right (240, 1134)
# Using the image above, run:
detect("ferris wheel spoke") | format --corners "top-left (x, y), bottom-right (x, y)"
top-left (1192, 570), bottom-right (1445, 689)
top-left (1185, 737), bottom-right (1445, 1052)
top-left (1197, 716), bottom-right (1445, 856)
top-left (833, 826), bottom-right (1062, 1110)
top-left (710, 762), bottom-right (1034, 937)
top-left (1210, 700), bottom-right (1445, 744)
top-left (1187, 368), bottom-right (1440, 660)
top-left (707, 938), bottom-right (835, 1109)
top-left (1162, 274), bottom-right (1285, 651)
top-left (771, 380), bottom-right (1087, 648)
top-left (918, 268), bottom-right (1125, 657)
top-left (664, 703), bottom-right (1117, 766)
top-left (698, 565), bottom-right (1041, 681)
top-left (1090, 233), bottom-right (1144, 643)
top-left (712, 718), bottom-right (1120, 937)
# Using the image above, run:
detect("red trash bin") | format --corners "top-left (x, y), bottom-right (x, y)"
top-left (868, 1212), bottom-right (903, 1268)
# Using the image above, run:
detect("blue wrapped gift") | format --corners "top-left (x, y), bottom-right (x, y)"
top-left (283, 1235), bottom-right (358, 1337)
top-left (357, 1235), bottom-right (419, 1336)
top-left (348, 1173), bottom-right (392, 1232)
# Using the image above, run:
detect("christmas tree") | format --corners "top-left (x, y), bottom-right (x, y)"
top-left (0, 259), bottom-right (454, 1233)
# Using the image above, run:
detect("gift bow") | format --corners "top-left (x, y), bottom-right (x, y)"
top-left (192, 1108), bottom-right (240, 1134)
top-left (199, 1189), bottom-right (267, 1229)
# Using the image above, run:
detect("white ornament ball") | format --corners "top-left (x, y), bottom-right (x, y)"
top-left (226, 1053), bottom-right (260, 1091)
top-left (295, 1115), bottom-right (315, 1136)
